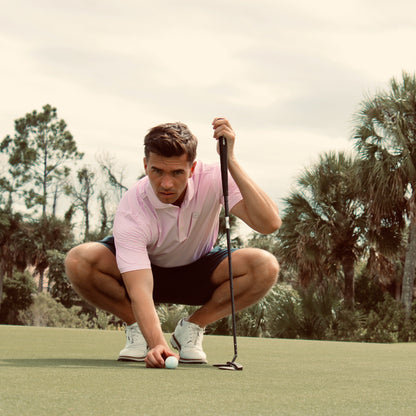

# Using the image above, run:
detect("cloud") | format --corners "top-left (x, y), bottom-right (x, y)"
top-left (2, 0), bottom-right (416, 213)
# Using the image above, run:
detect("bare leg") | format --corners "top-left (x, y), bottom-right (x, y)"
top-left (65, 243), bottom-right (135, 324)
top-left (188, 248), bottom-right (279, 328)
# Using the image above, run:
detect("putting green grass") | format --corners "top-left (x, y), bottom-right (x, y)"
top-left (1, 325), bottom-right (415, 415)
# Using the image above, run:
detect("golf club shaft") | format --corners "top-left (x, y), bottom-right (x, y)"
top-left (219, 136), bottom-right (238, 362)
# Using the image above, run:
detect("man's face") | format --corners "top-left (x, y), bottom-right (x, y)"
top-left (144, 152), bottom-right (196, 206)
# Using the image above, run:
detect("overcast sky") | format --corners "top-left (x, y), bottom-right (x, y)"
top-left (2, 0), bottom-right (416, 215)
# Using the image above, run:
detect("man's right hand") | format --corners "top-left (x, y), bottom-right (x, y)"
top-left (145, 345), bottom-right (180, 368)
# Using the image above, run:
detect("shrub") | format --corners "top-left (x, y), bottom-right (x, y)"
top-left (265, 285), bottom-right (303, 339)
top-left (235, 299), bottom-right (271, 337)
top-left (206, 292), bottom-right (276, 337)
top-left (204, 286), bottom-right (293, 337)
top-left (157, 304), bottom-right (199, 333)
top-left (354, 268), bottom-right (386, 313)
top-left (47, 249), bottom-right (81, 308)
top-left (0, 271), bottom-right (37, 325)
top-left (362, 295), bottom-right (416, 343)
top-left (267, 282), bottom-right (341, 340)
top-left (326, 308), bottom-right (367, 341)
top-left (19, 292), bottom-right (89, 328)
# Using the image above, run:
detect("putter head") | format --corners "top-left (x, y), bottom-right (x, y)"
top-left (214, 361), bottom-right (243, 371)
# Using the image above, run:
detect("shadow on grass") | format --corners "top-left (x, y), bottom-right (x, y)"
top-left (0, 358), bottom-right (145, 369)
top-left (0, 359), bottom-right (216, 370)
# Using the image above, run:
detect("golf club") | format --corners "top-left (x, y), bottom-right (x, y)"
top-left (213, 136), bottom-right (243, 371)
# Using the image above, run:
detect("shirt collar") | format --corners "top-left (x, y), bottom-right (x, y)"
top-left (182, 177), bottom-right (195, 206)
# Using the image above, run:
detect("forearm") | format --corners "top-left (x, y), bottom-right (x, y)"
top-left (122, 270), bottom-right (168, 349)
top-left (212, 116), bottom-right (281, 233)
top-left (228, 156), bottom-right (281, 234)
top-left (131, 296), bottom-right (168, 349)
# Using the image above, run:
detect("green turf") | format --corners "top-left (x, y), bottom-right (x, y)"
top-left (1, 325), bottom-right (415, 415)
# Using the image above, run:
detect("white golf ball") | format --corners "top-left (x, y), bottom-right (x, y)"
top-left (165, 356), bottom-right (178, 369)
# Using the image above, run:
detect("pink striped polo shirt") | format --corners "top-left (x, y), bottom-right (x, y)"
top-left (113, 160), bottom-right (242, 273)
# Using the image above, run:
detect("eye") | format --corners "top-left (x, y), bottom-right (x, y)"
top-left (151, 167), bottom-right (163, 175)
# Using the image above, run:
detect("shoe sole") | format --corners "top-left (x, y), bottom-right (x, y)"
top-left (117, 355), bottom-right (146, 362)
top-left (170, 334), bottom-right (208, 364)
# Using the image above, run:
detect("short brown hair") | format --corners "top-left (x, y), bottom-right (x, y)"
top-left (144, 122), bottom-right (197, 162)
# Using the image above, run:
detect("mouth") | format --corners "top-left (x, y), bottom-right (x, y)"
top-left (159, 191), bottom-right (176, 198)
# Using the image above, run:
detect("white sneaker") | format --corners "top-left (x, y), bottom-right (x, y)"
top-left (118, 323), bottom-right (149, 362)
top-left (170, 318), bottom-right (207, 364)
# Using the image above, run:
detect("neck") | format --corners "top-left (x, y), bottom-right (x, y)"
top-left (173, 187), bottom-right (187, 207)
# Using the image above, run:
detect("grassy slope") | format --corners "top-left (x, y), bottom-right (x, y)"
top-left (1, 325), bottom-right (415, 416)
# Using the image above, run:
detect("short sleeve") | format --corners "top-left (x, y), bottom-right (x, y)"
top-left (113, 210), bottom-right (152, 273)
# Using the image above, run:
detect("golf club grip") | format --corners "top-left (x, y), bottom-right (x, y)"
top-left (219, 136), bottom-right (228, 198)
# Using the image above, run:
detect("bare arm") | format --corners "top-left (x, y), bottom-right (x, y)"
top-left (212, 117), bottom-right (282, 234)
top-left (122, 269), bottom-right (178, 367)
top-left (228, 162), bottom-right (282, 234)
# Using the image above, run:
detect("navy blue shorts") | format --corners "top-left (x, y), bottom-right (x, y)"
top-left (98, 236), bottom-right (235, 306)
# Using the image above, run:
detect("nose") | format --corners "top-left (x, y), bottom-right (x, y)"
top-left (160, 174), bottom-right (173, 189)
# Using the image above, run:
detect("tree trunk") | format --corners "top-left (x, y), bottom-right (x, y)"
top-left (99, 192), bottom-right (108, 235)
top-left (42, 133), bottom-right (48, 218)
top-left (342, 256), bottom-right (355, 309)
top-left (0, 260), bottom-right (4, 313)
top-left (38, 269), bottom-right (44, 292)
top-left (52, 186), bottom-right (58, 217)
top-left (401, 219), bottom-right (416, 317)
top-left (395, 278), bottom-right (401, 301)
top-left (84, 204), bottom-right (90, 241)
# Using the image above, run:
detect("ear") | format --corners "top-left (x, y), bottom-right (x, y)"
top-left (143, 157), bottom-right (148, 173)
top-left (189, 161), bottom-right (197, 177)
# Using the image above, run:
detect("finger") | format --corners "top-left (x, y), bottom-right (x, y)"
top-left (212, 117), bottom-right (230, 130)
top-left (213, 126), bottom-right (233, 140)
top-left (212, 117), bottom-right (225, 125)
top-left (145, 353), bottom-right (157, 368)
top-left (154, 352), bottom-right (166, 368)
top-left (145, 351), bottom-right (163, 368)
top-left (165, 351), bottom-right (180, 360)
top-left (146, 357), bottom-right (164, 368)
top-left (161, 348), bottom-right (180, 364)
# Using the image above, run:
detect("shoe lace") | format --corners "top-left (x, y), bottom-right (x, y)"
top-left (125, 324), bottom-right (143, 345)
top-left (186, 324), bottom-right (204, 347)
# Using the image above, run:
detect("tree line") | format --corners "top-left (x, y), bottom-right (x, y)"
top-left (1, 73), bottom-right (415, 340)
top-left (0, 104), bottom-right (131, 324)
top-left (279, 73), bottom-right (416, 315)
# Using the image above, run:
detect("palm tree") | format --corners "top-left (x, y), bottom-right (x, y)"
top-left (278, 152), bottom-right (367, 308)
top-left (353, 71), bottom-right (416, 316)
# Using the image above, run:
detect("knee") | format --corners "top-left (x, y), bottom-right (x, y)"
top-left (65, 243), bottom-right (120, 287)
top-left (65, 246), bottom-right (83, 284)
top-left (65, 245), bottom-right (92, 286)
top-left (252, 250), bottom-right (280, 290)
